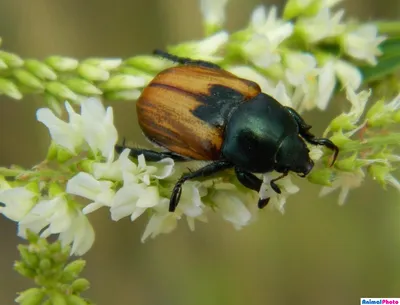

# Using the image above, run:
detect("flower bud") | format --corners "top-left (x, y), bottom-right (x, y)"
top-left (63, 78), bottom-right (102, 95)
top-left (45, 82), bottom-right (78, 102)
top-left (25, 59), bottom-right (57, 80)
top-left (0, 77), bottom-right (22, 99)
top-left (46, 56), bottom-right (78, 72)
top-left (77, 63), bottom-right (109, 81)
top-left (0, 50), bottom-right (24, 67)
top-left (13, 69), bottom-right (44, 90)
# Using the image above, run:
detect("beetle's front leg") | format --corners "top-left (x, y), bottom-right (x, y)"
top-left (115, 142), bottom-right (188, 162)
top-left (170, 161), bottom-right (233, 212)
top-left (234, 168), bottom-right (270, 209)
top-left (285, 107), bottom-right (339, 165)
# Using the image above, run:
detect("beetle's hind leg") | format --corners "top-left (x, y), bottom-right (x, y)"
top-left (153, 49), bottom-right (221, 70)
top-left (285, 107), bottom-right (339, 165)
top-left (115, 143), bottom-right (188, 162)
top-left (170, 161), bottom-right (233, 212)
top-left (235, 168), bottom-right (270, 209)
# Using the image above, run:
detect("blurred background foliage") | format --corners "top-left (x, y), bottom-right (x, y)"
top-left (1, 0), bottom-right (400, 304)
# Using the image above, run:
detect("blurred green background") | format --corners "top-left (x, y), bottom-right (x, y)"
top-left (1, 0), bottom-right (400, 304)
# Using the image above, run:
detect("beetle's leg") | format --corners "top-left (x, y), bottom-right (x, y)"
top-left (115, 144), bottom-right (188, 162)
top-left (285, 107), bottom-right (339, 165)
top-left (269, 172), bottom-right (289, 194)
top-left (170, 161), bottom-right (233, 212)
top-left (234, 168), bottom-right (270, 209)
top-left (153, 49), bottom-right (221, 70)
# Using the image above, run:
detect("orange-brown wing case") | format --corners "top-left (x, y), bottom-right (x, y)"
top-left (136, 65), bottom-right (262, 160)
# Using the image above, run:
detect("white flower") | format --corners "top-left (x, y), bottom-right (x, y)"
top-left (0, 187), bottom-right (37, 221)
top-left (284, 51), bottom-right (321, 110)
top-left (176, 32), bottom-right (229, 63)
top-left (98, 149), bottom-right (174, 185)
top-left (141, 199), bottom-right (179, 242)
top-left (244, 6), bottom-right (294, 69)
top-left (37, 98), bottom-right (118, 160)
top-left (243, 34), bottom-right (281, 68)
top-left (227, 66), bottom-right (274, 93)
top-left (66, 172), bottom-right (115, 214)
top-left (80, 98), bottom-right (118, 161)
top-left (200, 0), bottom-right (229, 28)
top-left (320, 169), bottom-right (365, 205)
top-left (141, 181), bottom-right (207, 241)
top-left (316, 61), bottom-right (336, 110)
top-left (250, 6), bottom-right (294, 41)
top-left (259, 174), bottom-right (299, 214)
top-left (37, 102), bottom-right (83, 154)
top-left (345, 88), bottom-right (371, 126)
top-left (58, 208), bottom-right (95, 256)
top-left (209, 183), bottom-right (253, 229)
top-left (334, 60), bottom-right (362, 91)
top-left (16, 195), bottom-right (95, 255)
top-left (266, 81), bottom-right (293, 107)
top-left (284, 51), bottom-right (317, 87)
top-left (111, 182), bottom-right (160, 222)
top-left (296, 8), bottom-right (345, 43)
top-left (18, 195), bottom-right (71, 238)
top-left (341, 24), bottom-right (386, 65)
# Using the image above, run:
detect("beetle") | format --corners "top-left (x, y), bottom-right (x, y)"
top-left (117, 49), bottom-right (339, 212)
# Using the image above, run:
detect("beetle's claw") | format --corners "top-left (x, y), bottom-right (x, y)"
top-left (169, 184), bottom-right (182, 212)
top-left (258, 197), bottom-right (270, 209)
top-left (270, 181), bottom-right (282, 194)
top-left (329, 146), bottom-right (339, 167)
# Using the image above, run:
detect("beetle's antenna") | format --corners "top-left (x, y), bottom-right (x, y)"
top-left (153, 49), bottom-right (221, 69)
top-left (153, 49), bottom-right (186, 64)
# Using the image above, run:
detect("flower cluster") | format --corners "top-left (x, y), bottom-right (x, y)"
top-left (195, 0), bottom-right (386, 113)
top-left (0, 0), bottom-right (397, 259)
top-left (316, 90), bottom-right (400, 205)
top-left (0, 98), bottom-right (298, 255)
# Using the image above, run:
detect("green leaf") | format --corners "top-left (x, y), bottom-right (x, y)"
top-left (361, 38), bottom-right (400, 83)
top-left (361, 55), bottom-right (400, 83)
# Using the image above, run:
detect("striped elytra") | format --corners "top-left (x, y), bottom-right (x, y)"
top-left (136, 65), bottom-right (262, 160)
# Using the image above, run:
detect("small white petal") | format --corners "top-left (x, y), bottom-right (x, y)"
top-left (243, 35), bottom-right (281, 68)
top-left (317, 61), bottom-right (336, 110)
top-left (250, 6), bottom-right (267, 28)
top-left (0, 187), bottom-right (36, 221)
top-left (141, 211), bottom-right (178, 242)
top-left (227, 66), bottom-right (274, 93)
top-left (130, 207), bottom-right (146, 222)
top-left (80, 98), bottom-right (118, 159)
top-left (342, 24), bottom-right (386, 65)
top-left (197, 31), bottom-right (229, 55)
top-left (67, 172), bottom-right (113, 202)
top-left (214, 191), bottom-right (251, 227)
top-left (285, 52), bottom-right (317, 86)
top-left (136, 186), bottom-right (160, 208)
top-left (269, 82), bottom-right (292, 107)
top-left (200, 0), bottom-right (229, 26)
top-left (334, 60), bottom-right (362, 90)
top-left (61, 210), bottom-right (95, 256)
top-left (36, 107), bottom-right (83, 154)
top-left (153, 158), bottom-right (175, 179)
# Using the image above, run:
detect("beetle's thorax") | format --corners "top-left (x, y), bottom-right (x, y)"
top-left (221, 93), bottom-right (299, 173)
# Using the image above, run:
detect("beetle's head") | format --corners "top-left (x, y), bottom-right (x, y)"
top-left (275, 134), bottom-right (314, 177)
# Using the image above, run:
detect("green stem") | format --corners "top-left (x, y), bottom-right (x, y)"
top-left (341, 133), bottom-right (400, 152)
top-left (0, 167), bottom-right (25, 176)
top-left (375, 21), bottom-right (400, 37)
